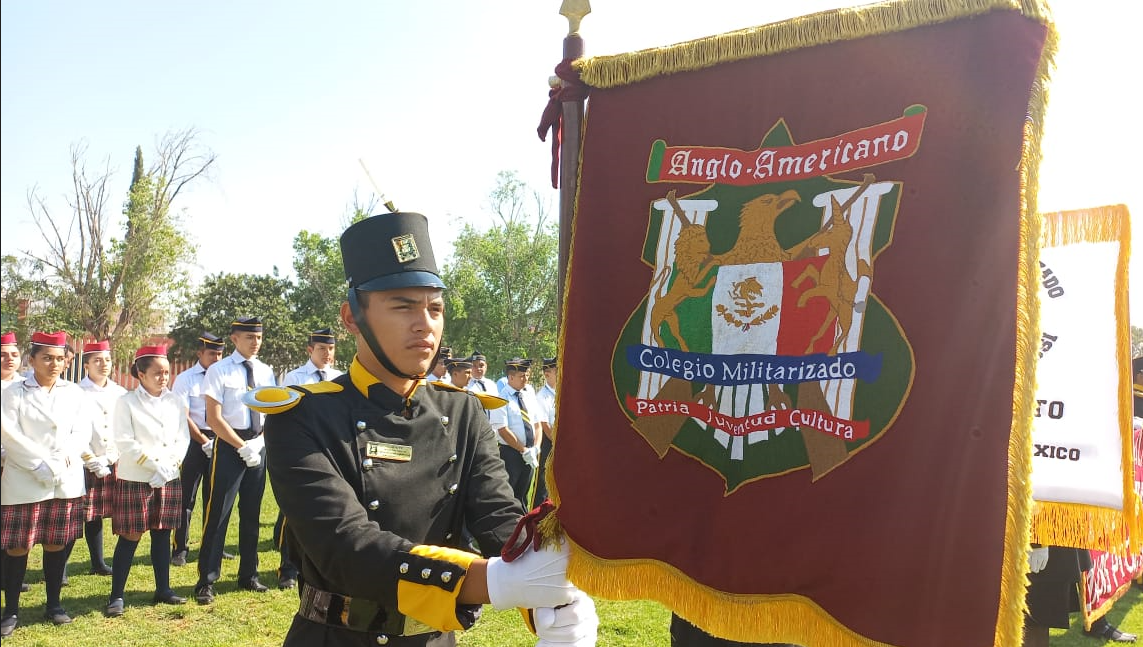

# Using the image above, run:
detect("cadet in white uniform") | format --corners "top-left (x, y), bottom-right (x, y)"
top-left (104, 345), bottom-right (190, 616)
top-left (72, 340), bottom-right (126, 576)
top-left (0, 332), bottom-right (19, 389)
top-left (170, 332), bottom-right (225, 567)
top-left (496, 358), bottom-right (543, 509)
top-left (533, 357), bottom-right (558, 506)
top-left (0, 332), bottom-right (92, 635)
top-left (274, 328), bottom-right (342, 589)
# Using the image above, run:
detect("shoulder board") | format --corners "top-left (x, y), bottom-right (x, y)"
top-left (429, 381), bottom-right (508, 410)
top-left (242, 382), bottom-right (344, 415)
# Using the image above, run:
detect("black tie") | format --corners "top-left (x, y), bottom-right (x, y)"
top-left (317, 369), bottom-right (326, 382)
top-left (243, 360), bottom-right (262, 434)
top-left (516, 391), bottom-right (534, 447)
top-left (472, 380), bottom-right (485, 392)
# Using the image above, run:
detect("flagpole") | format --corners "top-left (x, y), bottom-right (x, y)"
top-left (556, 0), bottom-right (589, 326)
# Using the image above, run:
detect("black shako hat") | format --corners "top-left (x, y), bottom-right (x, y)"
top-left (231, 317), bottom-right (263, 334)
top-left (198, 332), bottom-right (225, 351)
top-left (340, 213), bottom-right (446, 292)
top-left (309, 328), bottom-right (336, 345)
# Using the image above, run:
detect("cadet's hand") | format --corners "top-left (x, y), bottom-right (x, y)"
top-left (32, 460), bottom-right (57, 486)
top-left (1028, 546), bottom-right (1050, 573)
top-left (486, 539), bottom-right (576, 610)
top-left (523, 445), bottom-right (540, 469)
top-left (148, 469), bottom-right (169, 489)
top-left (237, 441), bottom-right (262, 468)
top-left (200, 439), bottom-right (214, 459)
top-left (534, 588), bottom-right (598, 646)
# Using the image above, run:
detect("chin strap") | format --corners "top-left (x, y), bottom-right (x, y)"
top-left (348, 288), bottom-right (435, 381)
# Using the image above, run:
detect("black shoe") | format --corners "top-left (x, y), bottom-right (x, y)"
top-left (1086, 619), bottom-right (1139, 643)
top-left (172, 550), bottom-right (188, 567)
top-left (90, 563), bottom-right (113, 576)
top-left (194, 584), bottom-right (214, 605)
top-left (0, 614), bottom-right (17, 637)
top-left (44, 607), bottom-right (72, 625)
top-left (222, 551), bottom-right (235, 560)
top-left (104, 598), bottom-right (125, 617)
top-left (239, 576), bottom-right (269, 593)
top-left (278, 576), bottom-right (297, 590)
top-left (153, 590), bottom-right (187, 605)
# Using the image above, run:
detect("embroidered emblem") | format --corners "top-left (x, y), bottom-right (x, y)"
top-left (392, 234), bottom-right (420, 263)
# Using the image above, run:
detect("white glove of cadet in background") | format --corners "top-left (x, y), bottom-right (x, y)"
top-left (523, 444), bottom-right (540, 468)
top-left (237, 437), bottom-right (263, 468)
top-left (148, 468), bottom-right (169, 489)
top-left (86, 458), bottom-right (112, 478)
top-left (486, 538), bottom-right (576, 610)
top-left (200, 438), bottom-right (214, 459)
top-left (32, 459), bottom-right (57, 486)
top-left (534, 588), bottom-right (599, 646)
top-left (1028, 546), bottom-right (1050, 574)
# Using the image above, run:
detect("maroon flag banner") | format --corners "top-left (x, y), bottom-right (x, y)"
top-left (550, 1), bottom-right (1055, 646)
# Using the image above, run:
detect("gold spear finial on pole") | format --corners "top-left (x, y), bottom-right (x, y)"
top-left (560, 0), bottom-right (590, 35)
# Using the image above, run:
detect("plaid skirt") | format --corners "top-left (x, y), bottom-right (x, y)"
top-left (83, 463), bottom-right (118, 521)
top-left (0, 497), bottom-right (85, 549)
top-left (112, 478), bottom-right (183, 536)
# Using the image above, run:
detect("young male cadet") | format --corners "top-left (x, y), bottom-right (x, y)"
top-left (253, 212), bottom-right (595, 647)
top-left (496, 358), bottom-right (543, 509)
top-left (193, 317), bottom-right (275, 603)
top-left (170, 332), bottom-right (225, 566)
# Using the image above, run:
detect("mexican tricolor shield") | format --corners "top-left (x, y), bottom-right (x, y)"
top-left (548, 1), bottom-right (1056, 646)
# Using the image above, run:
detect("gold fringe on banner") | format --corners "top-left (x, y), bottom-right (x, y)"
top-left (553, 1), bottom-right (1057, 645)
top-left (574, 0), bottom-right (1052, 89)
top-left (1033, 206), bottom-right (1139, 553)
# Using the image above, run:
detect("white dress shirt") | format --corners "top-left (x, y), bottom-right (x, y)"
top-left (79, 376), bottom-right (127, 463)
top-left (537, 382), bottom-right (557, 426)
top-left (114, 386), bottom-right (190, 483)
top-left (282, 360), bottom-right (343, 387)
top-left (466, 377), bottom-right (506, 428)
top-left (172, 362), bottom-right (211, 431)
top-left (497, 383), bottom-right (543, 448)
top-left (202, 350), bottom-right (276, 431)
top-left (0, 376), bottom-right (92, 504)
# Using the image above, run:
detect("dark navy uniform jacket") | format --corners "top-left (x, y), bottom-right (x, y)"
top-left (264, 363), bottom-right (523, 646)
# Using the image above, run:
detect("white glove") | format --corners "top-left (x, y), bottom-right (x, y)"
top-left (32, 460), bottom-right (57, 486)
top-left (237, 441), bottom-right (262, 468)
top-left (200, 438), bottom-right (214, 459)
top-left (1028, 546), bottom-right (1050, 573)
top-left (159, 462), bottom-right (180, 483)
top-left (486, 539), bottom-right (576, 610)
top-left (534, 588), bottom-right (598, 646)
top-left (84, 457), bottom-right (105, 473)
top-left (523, 445), bottom-right (540, 469)
top-left (245, 434), bottom-right (265, 455)
top-left (148, 469), bottom-right (169, 489)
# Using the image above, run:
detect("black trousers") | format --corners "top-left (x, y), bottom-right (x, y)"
top-left (174, 431), bottom-right (214, 554)
top-left (498, 445), bottom-right (534, 509)
top-left (532, 435), bottom-right (552, 507)
top-left (196, 435), bottom-right (266, 586)
top-left (273, 511), bottom-right (298, 579)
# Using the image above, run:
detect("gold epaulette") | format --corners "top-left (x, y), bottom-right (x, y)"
top-left (430, 381), bottom-right (509, 410)
top-left (242, 382), bottom-right (344, 415)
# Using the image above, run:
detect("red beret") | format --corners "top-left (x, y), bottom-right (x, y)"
top-left (83, 341), bottom-right (111, 354)
top-left (134, 345), bottom-right (168, 360)
top-left (31, 331), bottom-right (68, 348)
top-left (0, 331), bottom-right (16, 346)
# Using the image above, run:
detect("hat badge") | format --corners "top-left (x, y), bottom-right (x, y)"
top-left (392, 234), bottom-right (420, 264)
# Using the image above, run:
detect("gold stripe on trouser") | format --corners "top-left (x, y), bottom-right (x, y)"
top-left (201, 442), bottom-right (222, 532)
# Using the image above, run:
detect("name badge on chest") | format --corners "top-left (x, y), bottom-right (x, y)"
top-left (366, 441), bottom-right (412, 462)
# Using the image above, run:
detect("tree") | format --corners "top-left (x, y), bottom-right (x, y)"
top-left (0, 255), bottom-right (73, 342)
top-left (440, 171), bottom-right (558, 378)
top-left (1131, 325), bottom-right (1143, 360)
top-left (23, 129), bottom-right (214, 356)
top-left (168, 272), bottom-right (305, 374)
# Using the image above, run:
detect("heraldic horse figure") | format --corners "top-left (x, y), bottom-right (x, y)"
top-left (791, 174), bottom-right (876, 355)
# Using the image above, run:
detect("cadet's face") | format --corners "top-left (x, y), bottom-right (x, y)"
top-left (507, 371), bottom-right (527, 391)
top-left (544, 366), bottom-right (559, 387)
top-left (471, 359), bottom-right (487, 379)
top-left (198, 348), bottom-right (224, 368)
top-left (308, 342), bottom-right (335, 368)
top-left (139, 357), bottom-right (171, 395)
top-left (349, 287), bottom-right (444, 378)
top-left (31, 347), bottom-right (66, 385)
top-left (85, 351), bottom-right (112, 382)
top-left (232, 331), bottom-right (262, 358)
top-left (0, 344), bottom-right (19, 378)
top-left (449, 368), bottom-right (471, 387)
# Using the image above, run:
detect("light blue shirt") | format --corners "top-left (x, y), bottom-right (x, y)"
top-left (497, 383), bottom-right (542, 448)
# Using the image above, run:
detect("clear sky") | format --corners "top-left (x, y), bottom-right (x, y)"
top-left (2, 1), bottom-right (1139, 322)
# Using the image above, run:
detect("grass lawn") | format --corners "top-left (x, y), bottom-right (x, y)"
top-left (1, 492), bottom-right (1139, 646)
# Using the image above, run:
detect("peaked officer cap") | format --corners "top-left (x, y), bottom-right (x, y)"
top-left (309, 328), bottom-right (336, 345)
top-left (198, 332), bottom-right (225, 350)
top-left (231, 317), bottom-right (263, 334)
top-left (340, 212), bottom-right (446, 292)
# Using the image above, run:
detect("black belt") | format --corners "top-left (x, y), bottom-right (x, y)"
top-left (232, 428), bottom-right (262, 441)
top-left (297, 583), bottom-right (436, 636)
